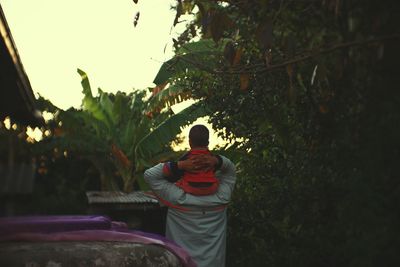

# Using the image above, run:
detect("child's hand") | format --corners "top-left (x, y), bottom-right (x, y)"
top-left (194, 154), bottom-right (219, 171)
top-left (177, 158), bottom-right (193, 172)
top-left (177, 154), bottom-right (219, 172)
top-left (178, 154), bottom-right (218, 172)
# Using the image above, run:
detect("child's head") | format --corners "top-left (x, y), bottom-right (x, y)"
top-left (189, 124), bottom-right (209, 148)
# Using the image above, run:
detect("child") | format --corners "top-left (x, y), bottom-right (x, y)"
top-left (163, 124), bottom-right (222, 196)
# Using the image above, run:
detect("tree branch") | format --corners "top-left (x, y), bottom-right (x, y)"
top-left (218, 34), bottom-right (400, 75)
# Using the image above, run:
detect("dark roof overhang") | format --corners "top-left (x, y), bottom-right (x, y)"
top-left (0, 4), bottom-right (43, 127)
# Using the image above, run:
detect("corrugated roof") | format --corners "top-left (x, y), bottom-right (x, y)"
top-left (86, 191), bottom-right (159, 205)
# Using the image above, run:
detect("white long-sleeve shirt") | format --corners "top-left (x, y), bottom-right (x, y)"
top-left (144, 156), bottom-right (236, 267)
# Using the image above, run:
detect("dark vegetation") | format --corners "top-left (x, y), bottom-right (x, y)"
top-left (157, 1), bottom-right (400, 266)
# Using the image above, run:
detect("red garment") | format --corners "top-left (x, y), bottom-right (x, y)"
top-left (165, 149), bottom-right (219, 196)
top-left (175, 177), bottom-right (219, 196)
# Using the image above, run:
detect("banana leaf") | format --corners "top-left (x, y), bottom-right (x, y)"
top-left (78, 69), bottom-right (113, 130)
top-left (146, 84), bottom-right (192, 112)
top-left (135, 102), bottom-right (209, 162)
top-left (153, 39), bottom-right (230, 85)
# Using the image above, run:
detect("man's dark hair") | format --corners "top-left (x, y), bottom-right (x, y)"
top-left (189, 124), bottom-right (209, 147)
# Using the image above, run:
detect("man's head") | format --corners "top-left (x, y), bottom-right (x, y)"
top-left (189, 124), bottom-right (209, 148)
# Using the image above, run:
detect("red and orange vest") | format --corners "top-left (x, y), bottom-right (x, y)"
top-left (163, 149), bottom-right (219, 196)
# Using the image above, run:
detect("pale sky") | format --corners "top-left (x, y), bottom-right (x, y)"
top-left (1, 0), bottom-right (224, 149)
top-left (1, 0), bottom-right (180, 109)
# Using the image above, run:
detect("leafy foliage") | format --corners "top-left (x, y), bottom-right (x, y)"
top-left (163, 0), bottom-right (400, 266)
top-left (36, 69), bottom-right (207, 192)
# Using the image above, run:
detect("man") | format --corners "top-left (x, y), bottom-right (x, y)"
top-left (144, 125), bottom-right (237, 267)
top-left (162, 124), bottom-right (220, 196)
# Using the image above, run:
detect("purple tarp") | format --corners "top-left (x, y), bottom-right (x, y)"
top-left (0, 215), bottom-right (111, 236)
top-left (0, 215), bottom-right (196, 267)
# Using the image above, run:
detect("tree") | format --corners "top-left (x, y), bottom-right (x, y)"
top-left (36, 69), bottom-right (207, 192)
top-left (151, 1), bottom-right (400, 266)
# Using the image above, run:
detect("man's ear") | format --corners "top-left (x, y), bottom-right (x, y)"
top-left (189, 139), bottom-right (193, 148)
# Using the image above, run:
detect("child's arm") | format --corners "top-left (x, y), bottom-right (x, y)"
top-left (162, 161), bottom-right (184, 183)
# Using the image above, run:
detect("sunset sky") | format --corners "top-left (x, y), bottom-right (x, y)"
top-left (0, 0), bottom-right (223, 148)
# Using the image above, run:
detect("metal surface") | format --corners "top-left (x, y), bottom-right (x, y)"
top-left (86, 191), bottom-right (159, 204)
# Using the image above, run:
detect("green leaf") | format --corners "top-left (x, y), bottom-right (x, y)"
top-left (153, 58), bottom-right (181, 85)
top-left (120, 119), bottom-right (137, 158)
top-left (153, 39), bottom-right (230, 85)
top-left (176, 38), bottom-right (227, 55)
top-left (78, 69), bottom-right (113, 130)
top-left (98, 88), bottom-right (115, 124)
top-left (77, 68), bottom-right (92, 97)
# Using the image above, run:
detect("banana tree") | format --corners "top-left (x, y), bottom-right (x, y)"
top-left (146, 39), bottom-right (230, 113)
top-left (37, 69), bottom-right (208, 192)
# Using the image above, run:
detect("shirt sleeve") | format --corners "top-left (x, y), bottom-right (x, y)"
top-left (144, 163), bottom-right (185, 203)
top-left (144, 155), bottom-right (237, 207)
